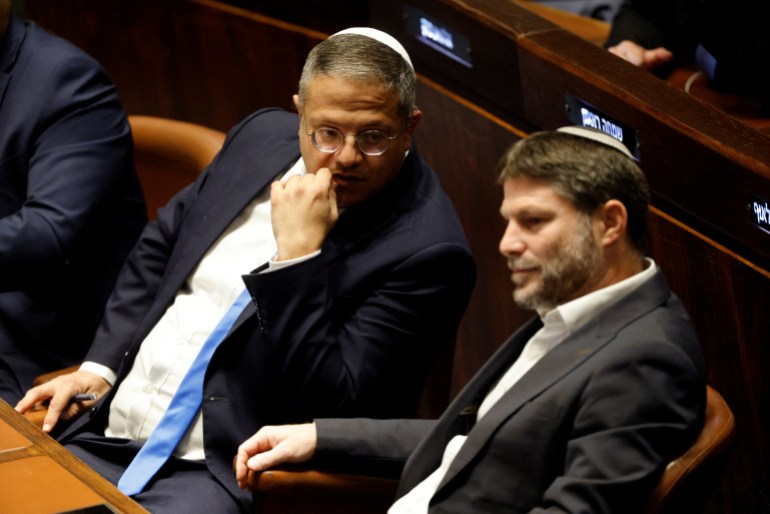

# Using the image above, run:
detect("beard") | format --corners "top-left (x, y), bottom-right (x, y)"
top-left (511, 218), bottom-right (604, 314)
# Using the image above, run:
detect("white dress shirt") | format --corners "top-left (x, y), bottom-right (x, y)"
top-left (83, 159), bottom-right (308, 460)
top-left (388, 258), bottom-right (658, 514)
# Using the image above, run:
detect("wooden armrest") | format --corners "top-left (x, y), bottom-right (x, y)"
top-left (242, 465), bottom-right (399, 514)
top-left (32, 365), bottom-right (80, 387)
top-left (249, 467), bottom-right (399, 497)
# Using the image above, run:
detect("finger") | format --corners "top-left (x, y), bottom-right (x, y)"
top-left (246, 446), bottom-right (285, 472)
top-left (235, 448), bottom-right (250, 485)
top-left (270, 180), bottom-right (286, 201)
top-left (608, 41), bottom-right (645, 67)
top-left (236, 428), bottom-right (276, 472)
top-left (15, 385), bottom-right (51, 413)
top-left (314, 167), bottom-right (333, 187)
top-left (644, 47), bottom-right (673, 70)
top-left (41, 389), bottom-right (79, 433)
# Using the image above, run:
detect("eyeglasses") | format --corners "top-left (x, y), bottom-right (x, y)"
top-left (304, 125), bottom-right (399, 156)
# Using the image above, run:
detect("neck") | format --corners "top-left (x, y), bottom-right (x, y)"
top-left (593, 243), bottom-right (645, 290)
top-left (564, 243), bottom-right (645, 310)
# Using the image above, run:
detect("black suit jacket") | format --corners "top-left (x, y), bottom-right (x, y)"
top-left (59, 108), bottom-right (476, 503)
top-left (606, 0), bottom-right (770, 103)
top-left (316, 269), bottom-right (706, 513)
top-left (0, 16), bottom-right (146, 400)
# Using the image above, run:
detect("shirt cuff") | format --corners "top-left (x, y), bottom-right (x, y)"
top-left (79, 362), bottom-right (117, 386)
top-left (264, 250), bottom-right (321, 273)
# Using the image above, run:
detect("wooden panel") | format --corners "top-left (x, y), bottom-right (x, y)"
top-left (414, 78), bottom-right (530, 391)
top-left (0, 400), bottom-right (148, 513)
top-left (0, 416), bottom-right (31, 452)
top-left (24, 0), bottom-right (325, 132)
top-left (514, 29), bottom-right (770, 263)
top-left (515, 0), bottom-right (610, 45)
top-left (0, 456), bottom-right (106, 513)
top-left (648, 210), bottom-right (770, 514)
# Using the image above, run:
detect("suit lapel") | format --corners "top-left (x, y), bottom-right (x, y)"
top-left (143, 134), bottom-right (300, 338)
top-left (397, 318), bottom-right (541, 494)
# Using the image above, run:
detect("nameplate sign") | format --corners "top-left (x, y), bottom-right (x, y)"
top-left (565, 95), bottom-right (640, 160)
top-left (749, 193), bottom-right (770, 235)
top-left (404, 3), bottom-right (473, 68)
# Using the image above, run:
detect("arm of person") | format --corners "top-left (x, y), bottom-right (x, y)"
top-left (242, 238), bottom-right (475, 418)
top-left (235, 418), bottom-right (436, 489)
top-left (605, 0), bottom-right (674, 70)
top-left (14, 145), bottom-right (225, 427)
top-left (531, 336), bottom-right (705, 513)
top-left (607, 40), bottom-right (673, 70)
top-left (235, 423), bottom-right (318, 487)
top-left (14, 369), bottom-right (112, 433)
top-left (0, 50), bottom-right (132, 289)
top-left (243, 158), bottom-right (474, 418)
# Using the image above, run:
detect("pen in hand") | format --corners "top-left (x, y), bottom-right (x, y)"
top-left (71, 393), bottom-right (98, 402)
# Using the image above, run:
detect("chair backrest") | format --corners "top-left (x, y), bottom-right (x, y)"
top-left (645, 384), bottom-right (736, 514)
top-left (128, 115), bottom-right (226, 219)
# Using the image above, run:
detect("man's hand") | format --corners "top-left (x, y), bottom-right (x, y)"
top-left (15, 370), bottom-right (111, 433)
top-left (235, 423), bottom-right (317, 490)
top-left (608, 40), bottom-right (673, 71)
top-left (271, 168), bottom-right (339, 261)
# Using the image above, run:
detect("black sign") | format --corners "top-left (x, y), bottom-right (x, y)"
top-left (748, 193), bottom-right (770, 235)
top-left (403, 4), bottom-right (473, 68)
top-left (565, 95), bottom-right (640, 160)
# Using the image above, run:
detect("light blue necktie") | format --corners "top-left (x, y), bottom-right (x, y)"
top-left (117, 288), bottom-right (252, 495)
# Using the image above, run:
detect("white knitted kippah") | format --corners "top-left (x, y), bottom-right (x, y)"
top-left (331, 27), bottom-right (414, 71)
top-left (557, 125), bottom-right (634, 158)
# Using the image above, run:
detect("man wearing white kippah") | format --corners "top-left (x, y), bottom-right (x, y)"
top-left (16, 28), bottom-right (476, 513)
top-left (236, 127), bottom-right (706, 514)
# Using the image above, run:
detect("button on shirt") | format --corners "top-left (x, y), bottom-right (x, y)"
top-left (82, 159), bottom-right (307, 460)
top-left (388, 258), bottom-right (658, 514)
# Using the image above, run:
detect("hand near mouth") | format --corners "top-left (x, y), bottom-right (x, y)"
top-left (271, 168), bottom-right (339, 261)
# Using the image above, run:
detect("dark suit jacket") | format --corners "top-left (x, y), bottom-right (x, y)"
top-left (606, 0), bottom-right (770, 104)
top-left (316, 269), bottom-right (706, 513)
top-left (59, 108), bottom-right (476, 504)
top-left (0, 16), bottom-right (146, 401)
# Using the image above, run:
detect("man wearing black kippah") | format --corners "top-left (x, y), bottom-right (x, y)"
top-left (237, 127), bottom-right (706, 514)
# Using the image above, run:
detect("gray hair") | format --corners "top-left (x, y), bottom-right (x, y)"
top-left (497, 130), bottom-right (651, 253)
top-left (298, 34), bottom-right (417, 121)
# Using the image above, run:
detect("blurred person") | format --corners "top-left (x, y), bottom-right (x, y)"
top-left (606, 0), bottom-right (770, 109)
top-left (0, 0), bottom-right (146, 403)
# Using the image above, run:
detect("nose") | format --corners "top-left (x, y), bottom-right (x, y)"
top-left (335, 134), bottom-right (363, 168)
top-left (499, 222), bottom-right (526, 257)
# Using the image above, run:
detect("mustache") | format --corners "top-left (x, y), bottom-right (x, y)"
top-left (507, 257), bottom-right (539, 270)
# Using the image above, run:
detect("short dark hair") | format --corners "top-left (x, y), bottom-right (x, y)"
top-left (298, 34), bottom-right (417, 121)
top-left (497, 130), bottom-right (651, 253)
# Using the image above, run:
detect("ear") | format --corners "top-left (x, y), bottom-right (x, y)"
top-left (403, 109), bottom-right (423, 148)
top-left (595, 199), bottom-right (628, 247)
top-left (293, 94), bottom-right (303, 113)
top-left (293, 95), bottom-right (303, 134)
